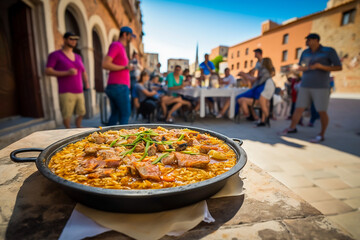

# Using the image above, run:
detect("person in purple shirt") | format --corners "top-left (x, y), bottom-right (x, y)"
top-left (45, 32), bottom-right (90, 129)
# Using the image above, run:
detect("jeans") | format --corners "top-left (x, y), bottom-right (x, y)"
top-left (105, 84), bottom-right (130, 125)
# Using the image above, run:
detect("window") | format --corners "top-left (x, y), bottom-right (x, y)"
top-left (283, 34), bottom-right (289, 44)
top-left (282, 50), bottom-right (288, 62)
top-left (237, 50), bottom-right (240, 57)
top-left (236, 62), bottom-right (240, 69)
top-left (295, 48), bottom-right (302, 60)
top-left (245, 48), bottom-right (249, 55)
top-left (231, 53), bottom-right (233, 59)
top-left (342, 9), bottom-right (356, 25)
top-left (250, 60), bottom-right (253, 67)
top-left (244, 61), bottom-right (248, 68)
top-left (231, 64), bottom-right (234, 70)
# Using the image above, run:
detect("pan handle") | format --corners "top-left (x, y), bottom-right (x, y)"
top-left (232, 138), bottom-right (243, 146)
top-left (10, 148), bottom-right (44, 162)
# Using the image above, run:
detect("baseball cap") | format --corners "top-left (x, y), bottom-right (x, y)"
top-left (63, 32), bottom-right (79, 39)
top-left (120, 26), bottom-right (136, 38)
top-left (253, 48), bottom-right (263, 54)
top-left (305, 33), bottom-right (320, 40)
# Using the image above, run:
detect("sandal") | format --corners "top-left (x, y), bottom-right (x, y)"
top-left (278, 128), bottom-right (297, 136)
top-left (310, 135), bottom-right (324, 143)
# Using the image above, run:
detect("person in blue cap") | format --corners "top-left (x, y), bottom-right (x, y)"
top-left (102, 26), bottom-right (136, 125)
top-left (280, 33), bottom-right (342, 143)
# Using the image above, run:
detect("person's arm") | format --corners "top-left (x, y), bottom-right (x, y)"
top-left (102, 55), bottom-right (129, 71)
top-left (45, 67), bottom-right (77, 77)
top-left (309, 64), bottom-right (342, 71)
top-left (82, 71), bottom-right (90, 89)
top-left (141, 88), bottom-right (158, 97)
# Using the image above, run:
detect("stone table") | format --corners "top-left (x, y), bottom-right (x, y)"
top-left (0, 129), bottom-right (354, 239)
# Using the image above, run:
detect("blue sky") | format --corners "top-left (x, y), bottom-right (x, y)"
top-left (141, 0), bottom-right (328, 71)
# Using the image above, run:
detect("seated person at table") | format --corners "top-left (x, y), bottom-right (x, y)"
top-left (216, 68), bottom-right (237, 118)
top-left (165, 65), bottom-right (192, 123)
top-left (184, 74), bottom-right (192, 87)
top-left (135, 71), bottom-right (159, 120)
top-left (236, 58), bottom-right (276, 126)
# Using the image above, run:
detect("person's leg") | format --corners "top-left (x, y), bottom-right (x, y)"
top-left (318, 111), bottom-right (329, 138)
top-left (117, 86), bottom-right (131, 124)
top-left (166, 97), bottom-right (183, 121)
top-left (63, 118), bottom-right (71, 128)
top-left (290, 107), bottom-right (305, 129)
top-left (259, 96), bottom-right (269, 122)
top-left (105, 85), bottom-right (120, 125)
top-left (309, 101), bottom-right (319, 125)
top-left (218, 98), bottom-right (230, 117)
top-left (74, 93), bottom-right (86, 128)
top-left (311, 88), bottom-right (330, 140)
top-left (59, 93), bottom-right (76, 128)
top-left (240, 98), bottom-right (253, 116)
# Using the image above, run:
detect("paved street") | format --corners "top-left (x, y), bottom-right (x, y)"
top-left (73, 93), bottom-right (360, 238)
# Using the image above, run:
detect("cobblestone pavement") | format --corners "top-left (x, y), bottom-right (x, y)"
top-left (68, 94), bottom-right (360, 239)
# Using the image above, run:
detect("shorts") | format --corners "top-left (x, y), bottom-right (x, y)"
top-left (296, 87), bottom-right (330, 112)
top-left (261, 78), bottom-right (275, 100)
top-left (59, 93), bottom-right (86, 119)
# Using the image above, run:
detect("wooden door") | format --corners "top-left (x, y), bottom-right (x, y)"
top-left (92, 29), bottom-right (104, 92)
top-left (0, 20), bottom-right (18, 118)
top-left (9, 2), bottom-right (43, 118)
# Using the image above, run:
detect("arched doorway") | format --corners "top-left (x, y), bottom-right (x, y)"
top-left (65, 9), bottom-right (82, 56)
top-left (92, 29), bottom-right (104, 93)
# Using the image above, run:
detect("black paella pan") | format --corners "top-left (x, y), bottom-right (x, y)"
top-left (10, 124), bottom-right (247, 213)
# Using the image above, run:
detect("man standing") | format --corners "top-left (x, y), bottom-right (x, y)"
top-left (102, 26), bottom-right (135, 125)
top-left (45, 32), bottom-right (89, 129)
top-left (199, 54), bottom-right (215, 86)
top-left (281, 33), bottom-right (342, 143)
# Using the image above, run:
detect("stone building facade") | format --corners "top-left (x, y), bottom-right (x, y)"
top-left (227, 0), bottom-right (360, 92)
top-left (209, 45), bottom-right (228, 60)
top-left (167, 58), bottom-right (189, 72)
top-left (0, 0), bottom-right (144, 126)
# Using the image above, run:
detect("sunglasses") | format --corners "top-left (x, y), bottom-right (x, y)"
top-left (69, 38), bottom-right (78, 41)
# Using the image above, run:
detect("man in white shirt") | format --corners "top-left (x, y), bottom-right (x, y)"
top-left (216, 68), bottom-right (236, 118)
top-left (221, 67), bottom-right (236, 87)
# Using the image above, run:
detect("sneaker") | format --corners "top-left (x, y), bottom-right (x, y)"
top-left (308, 122), bottom-right (314, 127)
top-left (310, 135), bottom-right (324, 143)
top-left (278, 128), bottom-right (297, 135)
top-left (216, 113), bottom-right (223, 119)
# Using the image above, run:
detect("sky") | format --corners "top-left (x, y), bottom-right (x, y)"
top-left (141, 0), bottom-right (329, 71)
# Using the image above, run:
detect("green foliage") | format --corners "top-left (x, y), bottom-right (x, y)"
top-left (210, 55), bottom-right (223, 73)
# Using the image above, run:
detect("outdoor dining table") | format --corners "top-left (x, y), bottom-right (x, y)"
top-left (0, 128), bottom-right (353, 239)
top-left (172, 87), bottom-right (248, 118)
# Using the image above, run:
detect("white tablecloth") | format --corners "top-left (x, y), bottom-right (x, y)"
top-left (172, 87), bottom-right (248, 118)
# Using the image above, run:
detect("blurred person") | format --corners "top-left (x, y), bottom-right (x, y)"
top-left (166, 65), bottom-right (192, 122)
top-left (135, 71), bottom-right (158, 121)
top-left (236, 58), bottom-right (276, 126)
top-left (129, 51), bottom-right (143, 112)
top-left (199, 54), bottom-right (215, 86)
top-left (182, 68), bottom-right (190, 79)
top-left (216, 68), bottom-right (236, 118)
top-left (280, 33), bottom-right (342, 143)
top-left (102, 26), bottom-right (135, 125)
top-left (238, 48), bottom-right (263, 87)
top-left (151, 62), bottom-right (163, 82)
top-left (45, 32), bottom-right (90, 129)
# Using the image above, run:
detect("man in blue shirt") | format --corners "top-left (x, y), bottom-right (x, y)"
top-left (199, 54), bottom-right (215, 86)
top-left (281, 33), bottom-right (342, 143)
